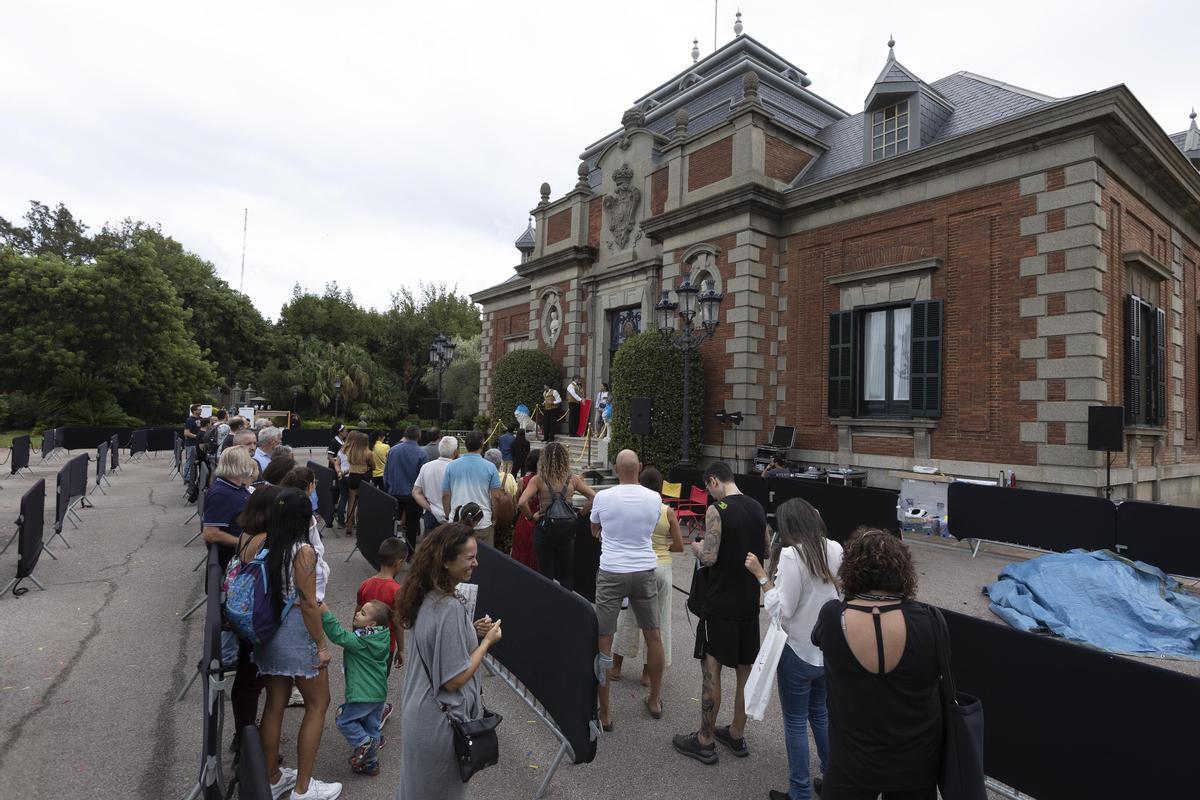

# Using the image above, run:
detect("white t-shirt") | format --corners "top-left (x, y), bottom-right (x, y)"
top-left (414, 457), bottom-right (453, 523)
top-left (589, 483), bottom-right (661, 573)
top-left (308, 517), bottom-right (330, 602)
top-left (764, 540), bottom-right (843, 666)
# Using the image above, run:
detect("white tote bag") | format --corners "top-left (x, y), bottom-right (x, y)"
top-left (745, 616), bottom-right (788, 721)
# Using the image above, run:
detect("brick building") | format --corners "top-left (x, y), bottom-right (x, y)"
top-left (471, 31), bottom-right (1200, 503)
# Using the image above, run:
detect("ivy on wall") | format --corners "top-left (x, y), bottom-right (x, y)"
top-left (489, 349), bottom-right (562, 424)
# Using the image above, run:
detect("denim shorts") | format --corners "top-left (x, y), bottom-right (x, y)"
top-left (252, 603), bottom-right (319, 679)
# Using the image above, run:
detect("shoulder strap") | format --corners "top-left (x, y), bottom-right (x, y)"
top-left (928, 604), bottom-right (957, 706)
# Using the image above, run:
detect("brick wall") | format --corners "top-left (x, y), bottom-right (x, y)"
top-left (650, 168), bottom-right (668, 215)
top-left (489, 303), bottom-right (530, 364)
top-left (588, 197), bottom-right (603, 248)
top-left (546, 208), bottom-right (572, 245)
top-left (781, 179), bottom-right (1039, 466)
top-left (764, 135), bottom-right (812, 183)
top-left (688, 136), bottom-right (733, 192)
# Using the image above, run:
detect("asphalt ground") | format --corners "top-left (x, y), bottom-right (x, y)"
top-left (0, 451), bottom-right (1196, 799)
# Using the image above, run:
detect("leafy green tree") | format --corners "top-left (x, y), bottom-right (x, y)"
top-left (489, 349), bottom-right (560, 424)
top-left (609, 331), bottom-right (704, 474)
top-left (0, 201), bottom-right (96, 261)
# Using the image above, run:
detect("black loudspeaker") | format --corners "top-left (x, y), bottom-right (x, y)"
top-left (1087, 406), bottom-right (1124, 452)
top-left (630, 397), bottom-right (653, 435)
top-left (422, 398), bottom-right (440, 419)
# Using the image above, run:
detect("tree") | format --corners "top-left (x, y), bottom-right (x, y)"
top-left (0, 201), bottom-right (96, 261)
top-left (608, 331), bottom-right (705, 474)
top-left (489, 349), bottom-right (560, 425)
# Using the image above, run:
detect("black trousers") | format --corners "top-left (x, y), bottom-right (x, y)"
top-left (394, 494), bottom-right (422, 549)
top-left (232, 638), bottom-right (261, 733)
top-left (534, 521), bottom-right (575, 590)
top-left (568, 403), bottom-right (580, 436)
top-left (822, 784), bottom-right (935, 800)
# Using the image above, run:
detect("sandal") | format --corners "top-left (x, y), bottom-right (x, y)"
top-left (601, 719), bottom-right (615, 733)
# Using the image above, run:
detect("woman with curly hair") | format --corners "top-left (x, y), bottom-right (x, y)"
top-left (811, 528), bottom-right (941, 800)
top-left (394, 522), bottom-right (503, 800)
top-left (517, 441), bottom-right (595, 590)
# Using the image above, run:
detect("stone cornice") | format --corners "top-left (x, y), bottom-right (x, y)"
top-left (1122, 250), bottom-right (1173, 282)
top-left (827, 258), bottom-right (941, 286)
top-left (589, 254), bottom-right (663, 283)
top-left (640, 183), bottom-right (786, 242)
top-left (470, 275), bottom-right (530, 304)
top-left (514, 245), bottom-right (597, 278)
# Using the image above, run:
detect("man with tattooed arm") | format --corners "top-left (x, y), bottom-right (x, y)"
top-left (672, 461), bottom-right (768, 765)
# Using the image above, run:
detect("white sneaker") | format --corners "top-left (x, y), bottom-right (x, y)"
top-left (291, 777), bottom-right (342, 800)
top-left (270, 767), bottom-right (297, 800)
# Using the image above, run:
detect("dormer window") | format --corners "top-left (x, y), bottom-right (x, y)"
top-left (871, 100), bottom-right (909, 160)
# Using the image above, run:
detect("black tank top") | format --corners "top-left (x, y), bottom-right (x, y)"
top-left (702, 494), bottom-right (766, 620)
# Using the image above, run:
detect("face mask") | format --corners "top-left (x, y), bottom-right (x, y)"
top-left (309, 489), bottom-right (318, 511)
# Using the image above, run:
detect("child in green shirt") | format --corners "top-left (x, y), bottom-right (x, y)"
top-left (320, 599), bottom-right (391, 776)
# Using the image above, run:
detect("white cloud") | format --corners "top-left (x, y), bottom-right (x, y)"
top-left (1, 0), bottom-right (1195, 318)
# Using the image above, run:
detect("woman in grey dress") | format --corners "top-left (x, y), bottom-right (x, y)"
top-left (394, 519), bottom-right (503, 800)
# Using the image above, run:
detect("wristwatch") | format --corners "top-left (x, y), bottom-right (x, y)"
top-left (757, 576), bottom-right (768, 586)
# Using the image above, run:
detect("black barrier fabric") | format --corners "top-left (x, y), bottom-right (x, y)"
top-left (96, 442), bottom-right (108, 485)
top-left (129, 429), bottom-right (148, 457)
top-left (237, 726), bottom-right (273, 800)
top-left (10, 434), bottom-right (30, 474)
top-left (18, 480), bottom-right (46, 580)
top-left (54, 462), bottom-right (69, 533)
top-left (472, 542), bottom-right (599, 764)
top-left (307, 461), bottom-right (335, 528)
top-left (355, 483), bottom-right (398, 570)
top-left (734, 473), bottom-right (770, 511)
top-left (147, 427), bottom-right (176, 452)
top-left (668, 466), bottom-right (704, 498)
top-left (573, 514), bottom-right (601, 603)
top-left (767, 477), bottom-right (900, 542)
top-left (198, 544), bottom-right (225, 800)
top-left (948, 482), bottom-right (1115, 552)
top-left (1116, 501), bottom-right (1200, 578)
top-left (68, 454), bottom-right (88, 503)
top-left (944, 608), bottom-right (1200, 799)
top-left (40, 429), bottom-right (55, 458)
top-left (282, 428), bottom-right (330, 449)
top-left (109, 435), bottom-right (119, 471)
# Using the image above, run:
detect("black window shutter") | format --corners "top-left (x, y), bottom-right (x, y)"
top-left (1124, 295), bottom-right (1141, 422)
top-left (910, 299), bottom-right (943, 417)
top-left (1153, 306), bottom-right (1167, 425)
top-left (828, 311), bottom-right (854, 417)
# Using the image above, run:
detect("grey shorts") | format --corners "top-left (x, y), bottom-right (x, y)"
top-left (595, 568), bottom-right (659, 636)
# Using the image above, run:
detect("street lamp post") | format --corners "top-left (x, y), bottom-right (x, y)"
top-left (428, 333), bottom-right (457, 425)
top-left (655, 274), bottom-right (724, 466)
top-left (333, 376), bottom-right (343, 421)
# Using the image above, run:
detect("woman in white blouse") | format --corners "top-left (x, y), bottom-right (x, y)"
top-left (745, 499), bottom-right (843, 800)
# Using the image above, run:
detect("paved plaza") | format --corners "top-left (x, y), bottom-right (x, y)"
top-left (0, 451), bottom-right (1195, 799)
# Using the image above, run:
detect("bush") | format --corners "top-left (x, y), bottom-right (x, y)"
top-left (1, 392), bottom-right (41, 429)
top-left (489, 349), bottom-right (560, 423)
top-left (609, 331), bottom-right (705, 474)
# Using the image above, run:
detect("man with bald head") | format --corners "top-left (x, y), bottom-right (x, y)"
top-left (590, 448), bottom-right (666, 731)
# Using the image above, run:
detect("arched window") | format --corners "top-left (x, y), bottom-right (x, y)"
top-left (679, 244), bottom-right (723, 295)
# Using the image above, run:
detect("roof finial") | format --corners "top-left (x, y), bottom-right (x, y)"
top-left (1191, 107), bottom-right (1197, 122)
top-left (734, 10), bottom-right (743, 36)
top-left (887, 34), bottom-right (896, 62)
top-left (691, 37), bottom-right (700, 63)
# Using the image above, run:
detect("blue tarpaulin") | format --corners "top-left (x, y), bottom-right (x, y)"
top-left (984, 549), bottom-right (1200, 659)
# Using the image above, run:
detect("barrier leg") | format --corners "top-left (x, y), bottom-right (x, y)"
top-left (41, 542), bottom-right (57, 560)
top-left (536, 740), bottom-right (570, 800)
top-left (48, 529), bottom-right (71, 549)
top-left (181, 595), bottom-right (206, 621)
top-left (2, 574), bottom-right (46, 596)
top-left (0, 528), bottom-right (17, 555)
top-left (183, 509), bottom-right (199, 526)
top-left (101, 473), bottom-right (113, 487)
top-left (344, 544), bottom-right (361, 563)
top-left (192, 552), bottom-right (207, 572)
top-left (971, 538), bottom-right (982, 557)
top-left (91, 482), bottom-right (106, 496)
top-left (184, 528), bottom-right (203, 547)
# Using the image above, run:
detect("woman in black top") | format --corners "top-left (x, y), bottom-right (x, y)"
top-left (811, 527), bottom-right (941, 800)
top-left (511, 429), bottom-right (531, 478)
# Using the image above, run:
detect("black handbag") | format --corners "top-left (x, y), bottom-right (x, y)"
top-left (415, 632), bottom-right (503, 782)
top-left (929, 605), bottom-right (987, 800)
top-left (686, 559), bottom-right (710, 616)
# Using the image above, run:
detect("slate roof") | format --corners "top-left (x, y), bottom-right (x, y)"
top-left (1170, 130), bottom-right (1188, 150)
top-left (797, 71), bottom-right (1062, 186)
top-left (514, 222), bottom-right (536, 251)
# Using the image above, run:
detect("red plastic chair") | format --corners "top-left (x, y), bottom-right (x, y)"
top-left (672, 485), bottom-right (708, 538)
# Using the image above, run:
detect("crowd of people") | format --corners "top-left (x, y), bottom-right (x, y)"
top-left (189, 399), bottom-right (944, 800)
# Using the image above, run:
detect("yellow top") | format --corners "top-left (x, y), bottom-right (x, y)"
top-left (372, 441), bottom-right (390, 478)
top-left (651, 504), bottom-right (671, 565)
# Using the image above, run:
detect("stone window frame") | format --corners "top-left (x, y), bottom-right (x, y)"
top-left (871, 99), bottom-right (910, 161)
top-left (678, 243), bottom-right (724, 294)
top-left (1122, 251), bottom-right (1170, 429)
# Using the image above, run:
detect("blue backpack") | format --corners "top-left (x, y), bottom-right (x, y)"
top-left (221, 546), bottom-right (294, 645)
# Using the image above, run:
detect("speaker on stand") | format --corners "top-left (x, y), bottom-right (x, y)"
top-left (1087, 405), bottom-right (1124, 500)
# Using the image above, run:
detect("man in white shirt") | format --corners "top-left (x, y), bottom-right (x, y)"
top-left (253, 426), bottom-right (281, 478)
top-left (566, 375), bottom-right (583, 436)
top-left (412, 435), bottom-right (458, 532)
top-left (589, 448), bottom-right (665, 731)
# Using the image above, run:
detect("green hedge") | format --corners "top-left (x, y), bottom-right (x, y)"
top-left (609, 331), bottom-right (704, 473)
top-left (489, 349), bottom-right (561, 423)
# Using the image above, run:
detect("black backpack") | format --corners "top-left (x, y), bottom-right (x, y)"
top-left (542, 481), bottom-right (577, 535)
top-left (202, 424), bottom-right (222, 453)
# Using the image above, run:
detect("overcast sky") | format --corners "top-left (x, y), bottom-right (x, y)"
top-left (2, 1), bottom-right (1196, 319)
